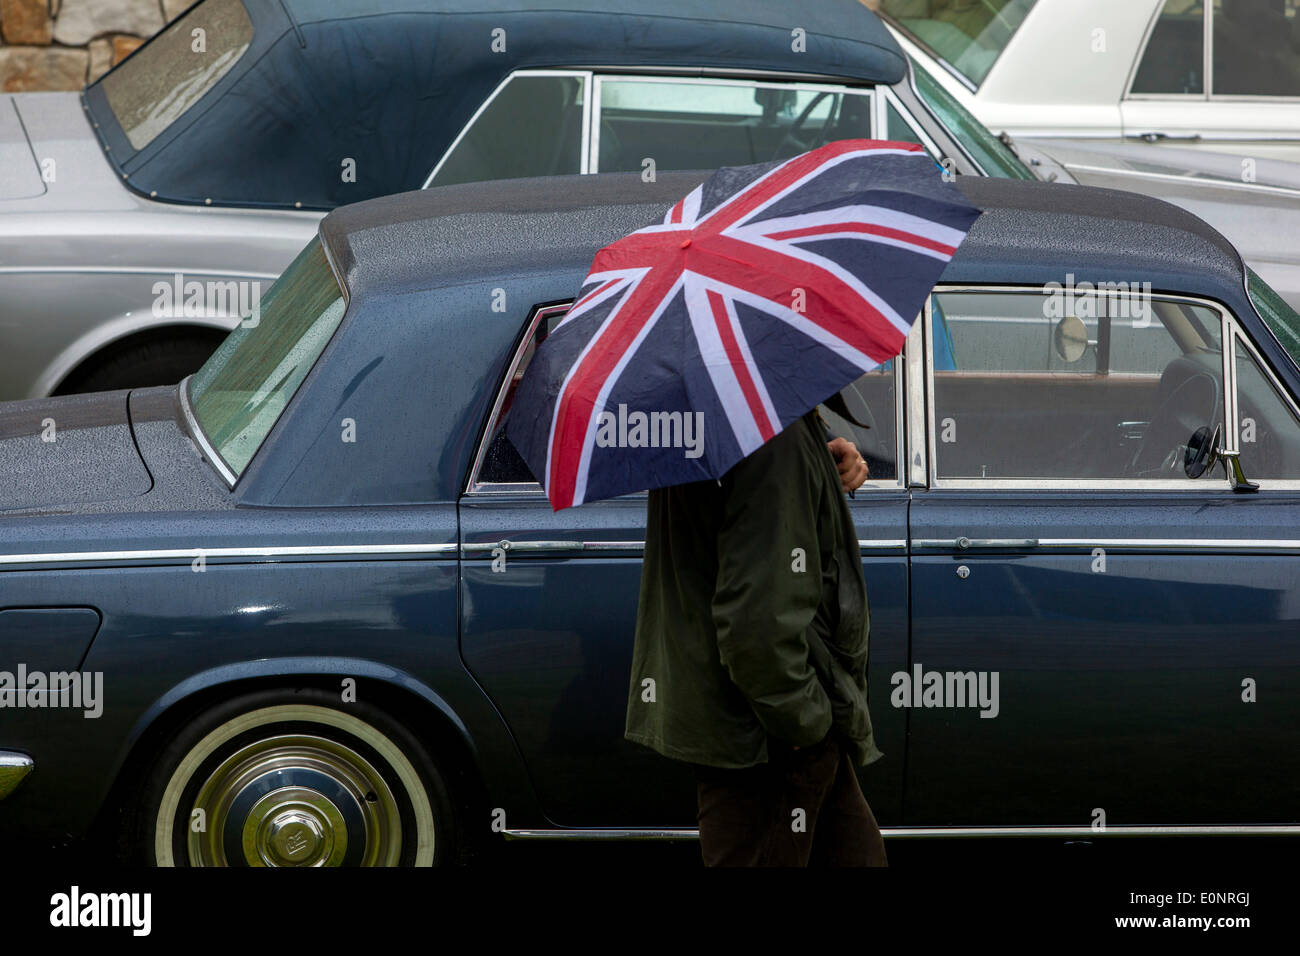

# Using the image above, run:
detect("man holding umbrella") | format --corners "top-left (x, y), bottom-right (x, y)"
top-left (508, 140), bottom-right (980, 866)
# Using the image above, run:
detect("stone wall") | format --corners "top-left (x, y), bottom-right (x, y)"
top-left (0, 0), bottom-right (186, 93)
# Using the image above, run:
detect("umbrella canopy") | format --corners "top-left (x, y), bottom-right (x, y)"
top-left (508, 139), bottom-right (982, 510)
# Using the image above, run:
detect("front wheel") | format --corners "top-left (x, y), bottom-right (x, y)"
top-left (128, 688), bottom-right (455, 866)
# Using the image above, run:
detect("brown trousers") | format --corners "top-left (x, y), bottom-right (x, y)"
top-left (690, 733), bottom-right (888, 867)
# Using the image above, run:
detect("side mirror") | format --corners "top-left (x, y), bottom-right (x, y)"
top-left (1052, 314), bottom-right (1089, 364)
top-left (1183, 424), bottom-right (1260, 492)
top-left (1183, 425), bottom-right (1220, 478)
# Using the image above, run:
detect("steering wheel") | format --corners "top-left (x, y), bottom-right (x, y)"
top-left (1128, 371), bottom-right (1223, 479)
top-left (770, 91), bottom-right (835, 161)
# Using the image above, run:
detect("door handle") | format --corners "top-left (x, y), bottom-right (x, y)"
top-left (462, 540), bottom-right (582, 554)
top-left (1128, 131), bottom-right (1202, 143)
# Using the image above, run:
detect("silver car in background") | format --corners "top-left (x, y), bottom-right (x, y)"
top-left (0, 0), bottom-right (1046, 400)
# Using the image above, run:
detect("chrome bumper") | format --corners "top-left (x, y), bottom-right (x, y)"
top-left (0, 752), bottom-right (33, 801)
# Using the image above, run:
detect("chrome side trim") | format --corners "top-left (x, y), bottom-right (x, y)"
top-left (860, 539), bottom-right (907, 551)
top-left (0, 752), bottom-right (34, 801)
top-left (0, 266), bottom-right (282, 280)
top-left (1062, 163), bottom-right (1300, 200)
top-left (913, 537), bottom-right (1300, 553)
top-left (505, 828), bottom-right (698, 841)
top-left (179, 375), bottom-right (236, 489)
top-left (504, 823), bottom-right (1300, 841)
top-left (461, 539), bottom-right (904, 556)
top-left (462, 540), bottom-right (641, 554)
top-left (0, 543), bottom-right (459, 568)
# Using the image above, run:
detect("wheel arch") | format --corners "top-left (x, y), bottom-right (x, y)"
top-left (41, 315), bottom-right (233, 397)
top-left (92, 657), bottom-right (491, 858)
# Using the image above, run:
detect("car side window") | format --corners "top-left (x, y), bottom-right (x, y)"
top-left (930, 290), bottom-right (1227, 480)
top-left (474, 305), bottom-right (902, 488)
top-left (476, 307), bottom-right (570, 485)
top-left (594, 78), bottom-right (873, 173)
top-left (1131, 0), bottom-right (1206, 94)
top-left (429, 74), bottom-right (585, 188)
top-left (1211, 0), bottom-right (1300, 96)
top-left (1232, 334), bottom-right (1300, 477)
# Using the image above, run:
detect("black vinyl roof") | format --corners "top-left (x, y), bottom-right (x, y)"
top-left (321, 172), bottom-right (1248, 306)
top-left (86, 0), bottom-right (904, 210)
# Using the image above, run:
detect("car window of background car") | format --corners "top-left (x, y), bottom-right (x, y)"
top-left (1132, 0), bottom-right (1205, 94)
top-left (190, 240), bottom-right (346, 479)
top-left (99, 0), bottom-right (253, 151)
top-left (429, 73), bottom-right (586, 188)
top-left (1132, 0), bottom-right (1300, 96)
top-left (930, 290), bottom-right (1227, 479)
top-left (879, 0), bottom-right (1038, 88)
top-left (595, 78), bottom-right (873, 173)
top-left (1212, 0), bottom-right (1300, 95)
top-left (909, 61), bottom-right (1035, 179)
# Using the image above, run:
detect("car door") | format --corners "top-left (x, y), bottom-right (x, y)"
top-left (906, 284), bottom-right (1300, 830)
top-left (457, 302), bottom-right (912, 829)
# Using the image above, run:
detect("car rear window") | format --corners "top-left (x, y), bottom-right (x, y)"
top-left (189, 239), bottom-right (346, 479)
top-left (98, 0), bottom-right (252, 151)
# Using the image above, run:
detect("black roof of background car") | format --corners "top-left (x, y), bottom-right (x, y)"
top-left (320, 172), bottom-right (1248, 306)
top-left (86, 0), bottom-right (904, 210)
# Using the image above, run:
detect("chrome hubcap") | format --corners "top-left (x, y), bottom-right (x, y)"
top-left (186, 734), bottom-right (401, 866)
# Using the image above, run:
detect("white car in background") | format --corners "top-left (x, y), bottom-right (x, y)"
top-left (874, 0), bottom-right (1300, 312)
top-left (877, 0), bottom-right (1300, 160)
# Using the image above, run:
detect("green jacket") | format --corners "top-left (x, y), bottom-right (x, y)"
top-left (624, 410), bottom-right (883, 769)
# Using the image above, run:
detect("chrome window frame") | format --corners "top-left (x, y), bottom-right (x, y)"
top-left (421, 69), bottom-right (594, 189)
top-left (877, 86), bottom-right (943, 159)
top-left (922, 284), bottom-right (1300, 490)
top-left (465, 302), bottom-right (910, 497)
top-left (1225, 315), bottom-right (1300, 486)
top-left (894, 58), bottom-right (996, 178)
top-left (465, 302), bottom-right (572, 496)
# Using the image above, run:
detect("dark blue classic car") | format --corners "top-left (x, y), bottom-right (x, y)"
top-left (2, 172), bottom-right (1298, 865)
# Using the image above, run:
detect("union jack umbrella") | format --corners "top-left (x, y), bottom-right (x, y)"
top-left (508, 139), bottom-right (982, 510)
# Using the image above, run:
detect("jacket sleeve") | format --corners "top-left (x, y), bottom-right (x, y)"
top-left (711, 423), bottom-right (834, 748)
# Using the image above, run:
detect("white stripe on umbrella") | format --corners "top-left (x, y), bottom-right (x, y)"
top-left (702, 145), bottom-right (925, 232)
top-left (729, 223), bottom-right (913, 339)
top-left (751, 204), bottom-right (971, 259)
top-left (707, 278), bottom-right (883, 376)
top-left (682, 272), bottom-right (781, 456)
top-left (553, 271), bottom-right (632, 333)
top-left (551, 271), bottom-right (687, 506)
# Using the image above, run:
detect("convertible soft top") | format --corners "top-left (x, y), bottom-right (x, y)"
top-left (321, 173), bottom-right (1249, 311)
top-left (84, 0), bottom-right (905, 210)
